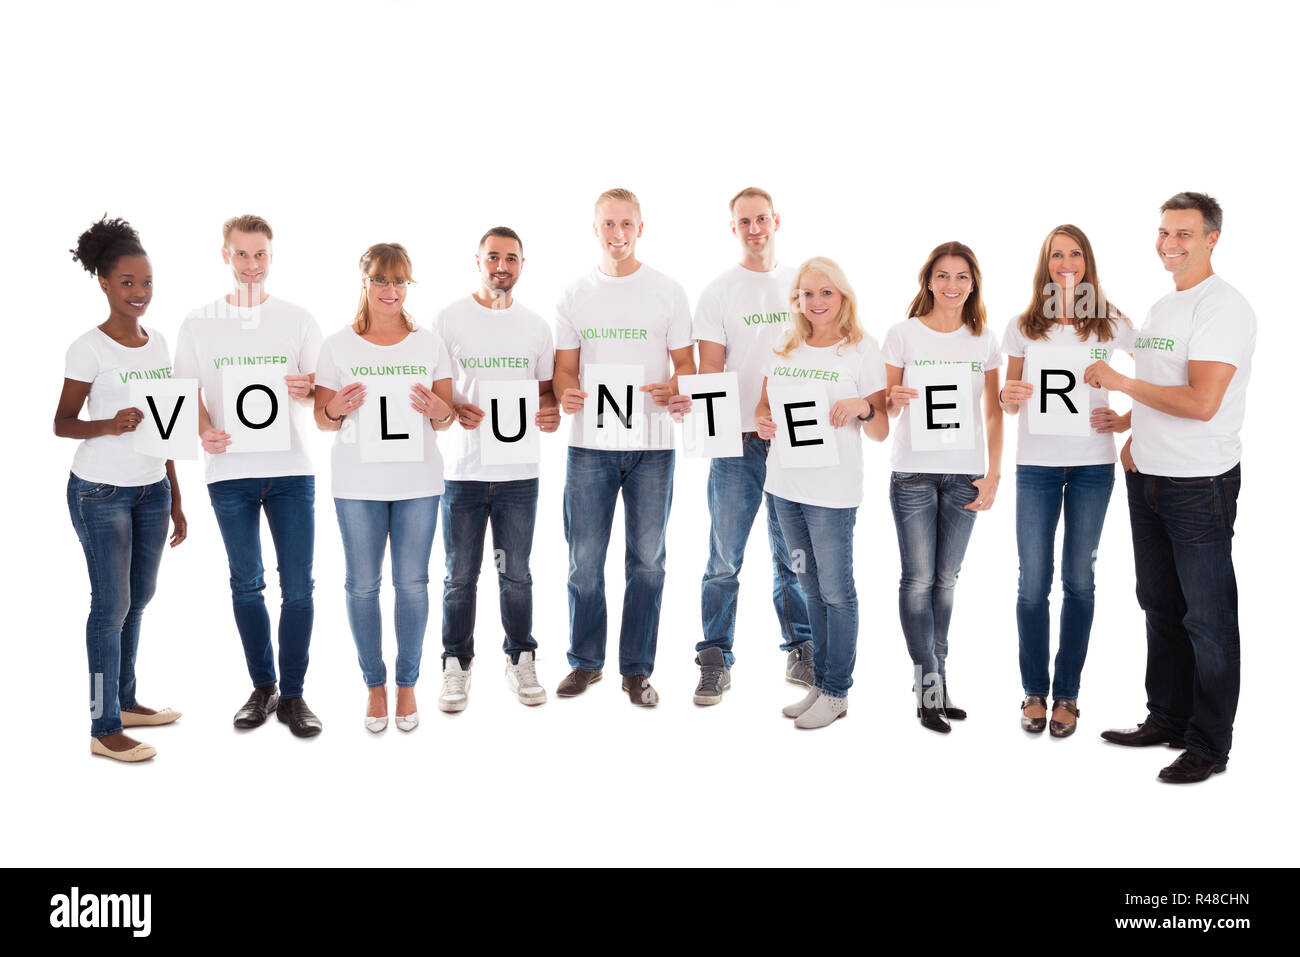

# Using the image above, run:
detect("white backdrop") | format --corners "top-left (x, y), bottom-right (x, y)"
top-left (4, 0), bottom-right (1294, 867)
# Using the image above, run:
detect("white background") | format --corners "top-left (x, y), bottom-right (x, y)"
top-left (3, 0), bottom-right (1295, 867)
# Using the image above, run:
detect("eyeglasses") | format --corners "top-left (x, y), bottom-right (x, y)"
top-left (367, 278), bottom-right (413, 288)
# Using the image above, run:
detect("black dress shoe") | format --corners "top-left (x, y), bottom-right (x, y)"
top-left (276, 697), bottom-right (323, 738)
top-left (1158, 750), bottom-right (1226, 784)
top-left (940, 679), bottom-right (966, 720)
top-left (1100, 722), bottom-right (1185, 748)
top-left (233, 685), bottom-right (280, 729)
top-left (1021, 695), bottom-right (1047, 734)
top-left (918, 701), bottom-right (951, 734)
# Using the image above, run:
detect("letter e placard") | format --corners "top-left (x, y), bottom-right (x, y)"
top-left (768, 382), bottom-right (839, 469)
top-left (906, 363), bottom-right (973, 451)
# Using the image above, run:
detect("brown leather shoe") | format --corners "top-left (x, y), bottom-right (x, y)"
top-left (1050, 699), bottom-right (1079, 738)
top-left (621, 674), bottom-right (659, 707)
top-left (556, 669), bottom-right (602, 697)
top-left (1021, 695), bottom-right (1047, 734)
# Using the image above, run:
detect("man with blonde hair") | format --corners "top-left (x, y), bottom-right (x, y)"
top-left (551, 188), bottom-right (695, 706)
top-left (690, 187), bottom-right (811, 705)
top-left (173, 214), bottom-right (325, 737)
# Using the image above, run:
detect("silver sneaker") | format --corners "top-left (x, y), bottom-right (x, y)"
top-left (785, 640), bottom-right (814, 687)
top-left (506, 651), bottom-right (547, 706)
top-left (693, 647), bottom-right (731, 705)
top-left (794, 692), bottom-right (848, 729)
top-left (439, 659), bottom-right (471, 713)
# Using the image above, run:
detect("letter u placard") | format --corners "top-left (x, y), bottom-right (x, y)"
top-left (906, 363), bottom-right (974, 451)
top-left (1024, 344), bottom-right (1092, 436)
top-left (358, 375), bottom-right (425, 463)
top-left (768, 382), bottom-right (839, 469)
top-left (478, 378), bottom-right (540, 466)
top-left (221, 364), bottom-right (291, 453)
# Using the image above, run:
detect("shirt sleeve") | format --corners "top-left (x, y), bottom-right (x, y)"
top-left (299, 313), bottom-right (324, 375)
top-left (692, 284), bottom-right (725, 346)
top-left (535, 321), bottom-right (556, 380)
top-left (1187, 287), bottom-right (1256, 367)
top-left (983, 330), bottom-right (1003, 371)
top-left (64, 336), bottom-right (98, 383)
top-left (880, 322), bottom-right (906, 368)
top-left (173, 317), bottom-right (199, 379)
top-left (554, 289), bottom-right (580, 351)
top-left (431, 330), bottom-right (454, 382)
top-left (667, 280), bottom-right (694, 352)
top-left (858, 339), bottom-right (888, 395)
top-left (1002, 316), bottom-right (1025, 358)
top-left (314, 339), bottom-right (341, 392)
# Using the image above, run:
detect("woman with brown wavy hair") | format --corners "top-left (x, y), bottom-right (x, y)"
top-left (999, 225), bottom-right (1133, 738)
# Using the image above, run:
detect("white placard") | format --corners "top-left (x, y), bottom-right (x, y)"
top-left (358, 375), bottom-right (426, 463)
top-left (906, 363), bottom-right (974, 451)
top-left (478, 379), bottom-right (541, 466)
top-left (767, 382), bottom-right (840, 469)
top-left (221, 364), bottom-right (291, 454)
top-left (1024, 345), bottom-right (1093, 437)
top-left (677, 372), bottom-right (742, 459)
top-left (582, 363), bottom-right (645, 450)
top-left (130, 378), bottom-right (198, 460)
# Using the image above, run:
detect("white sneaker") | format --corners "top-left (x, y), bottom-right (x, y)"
top-left (439, 659), bottom-right (471, 713)
top-left (782, 688), bottom-right (820, 718)
top-left (794, 693), bottom-right (848, 729)
top-left (506, 651), bottom-right (547, 706)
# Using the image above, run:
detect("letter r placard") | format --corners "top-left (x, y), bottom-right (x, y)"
top-left (1024, 344), bottom-right (1092, 437)
top-left (767, 382), bottom-right (839, 469)
top-left (478, 378), bottom-right (540, 466)
top-left (906, 363), bottom-right (974, 451)
top-left (221, 364), bottom-right (291, 453)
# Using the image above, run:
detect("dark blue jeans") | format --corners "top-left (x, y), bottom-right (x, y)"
top-left (769, 495), bottom-right (858, 698)
top-left (208, 475), bottom-right (315, 698)
top-left (1015, 464), bottom-right (1115, 700)
top-left (1126, 464), bottom-right (1241, 766)
top-left (441, 478), bottom-right (539, 666)
top-left (698, 433), bottom-right (811, 665)
top-left (563, 447), bottom-right (674, 677)
top-left (889, 472), bottom-right (980, 691)
top-left (67, 473), bottom-right (171, 737)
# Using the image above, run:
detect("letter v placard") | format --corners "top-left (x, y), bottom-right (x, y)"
top-left (130, 378), bottom-right (199, 459)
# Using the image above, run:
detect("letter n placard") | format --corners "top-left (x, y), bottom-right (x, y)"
top-left (358, 375), bottom-right (425, 463)
top-left (768, 382), bottom-right (839, 469)
top-left (478, 379), bottom-right (540, 466)
top-left (582, 362), bottom-right (645, 449)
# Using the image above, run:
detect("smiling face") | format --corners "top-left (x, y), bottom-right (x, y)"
top-left (478, 236), bottom-right (523, 294)
top-left (223, 228), bottom-right (272, 288)
top-left (99, 254), bottom-right (153, 318)
top-left (1156, 208), bottom-right (1217, 284)
top-left (929, 254), bottom-right (974, 309)
top-left (795, 270), bottom-right (843, 330)
top-left (731, 195), bottom-right (779, 258)
top-left (1048, 233), bottom-right (1086, 289)
top-left (364, 270), bottom-right (408, 320)
top-left (594, 199), bottom-right (642, 265)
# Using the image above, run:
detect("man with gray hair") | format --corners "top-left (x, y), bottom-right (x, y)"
top-left (1084, 191), bottom-right (1255, 783)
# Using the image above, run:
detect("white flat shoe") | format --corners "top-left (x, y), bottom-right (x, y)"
top-left (90, 737), bottom-right (156, 762)
top-left (395, 712), bottom-right (419, 732)
top-left (365, 715), bottom-right (389, 734)
top-left (782, 688), bottom-right (820, 719)
top-left (794, 693), bottom-right (848, 729)
top-left (121, 707), bottom-right (182, 727)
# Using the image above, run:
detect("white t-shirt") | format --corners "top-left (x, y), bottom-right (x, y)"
top-left (692, 263), bottom-right (796, 432)
top-left (173, 296), bottom-right (323, 485)
top-left (315, 325), bottom-right (454, 501)
top-left (1131, 274), bottom-right (1256, 477)
top-left (881, 316), bottom-right (1003, 475)
top-left (554, 264), bottom-right (694, 451)
top-left (435, 295), bottom-right (555, 482)
top-left (761, 337), bottom-right (887, 509)
top-left (65, 327), bottom-right (173, 487)
top-left (1002, 316), bottom-right (1136, 467)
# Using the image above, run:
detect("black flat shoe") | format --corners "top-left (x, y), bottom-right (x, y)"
top-left (276, 697), bottom-right (323, 738)
top-left (1158, 750), bottom-right (1226, 784)
top-left (1021, 695), bottom-right (1047, 734)
top-left (233, 685), bottom-right (280, 729)
top-left (1100, 722), bottom-right (1185, 749)
top-left (1050, 699), bottom-right (1079, 738)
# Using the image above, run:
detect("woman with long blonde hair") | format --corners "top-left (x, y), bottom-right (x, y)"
top-left (755, 257), bottom-right (888, 729)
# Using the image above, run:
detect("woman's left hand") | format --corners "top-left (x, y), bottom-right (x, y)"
top-left (170, 501), bottom-right (188, 547)
top-left (411, 383), bottom-right (450, 423)
top-left (965, 474), bottom-right (999, 511)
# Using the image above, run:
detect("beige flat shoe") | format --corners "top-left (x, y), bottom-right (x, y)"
top-left (90, 737), bottom-right (157, 763)
top-left (121, 707), bottom-right (182, 728)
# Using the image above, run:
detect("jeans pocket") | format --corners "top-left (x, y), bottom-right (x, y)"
top-left (77, 481), bottom-right (118, 503)
top-left (891, 472), bottom-right (923, 483)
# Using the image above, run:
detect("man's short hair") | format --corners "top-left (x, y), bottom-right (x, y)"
top-left (730, 187), bottom-right (774, 217)
top-left (223, 214), bottom-right (273, 246)
top-left (1160, 192), bottom-right (1223, 234)
top-left (478, 226), bottom-right (523, 256)
top-left (594, 188), bottom-right (641, 217)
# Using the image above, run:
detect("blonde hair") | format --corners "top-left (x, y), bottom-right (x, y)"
top-left (594, 187), bottom-right (641, 217)
top-left (353, 243), bottom-right (415, 334)
top-left (222, 214), bottom-right (273, 246)
top-left (777, 257), bottom-right (864, 358)
top-left (907, 241), bottom-right (987, 336)
top-left (729, 186), bottom-right (773, 216)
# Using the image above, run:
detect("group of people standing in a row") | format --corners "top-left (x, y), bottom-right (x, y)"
top-left (56, 186), bottom-right (1253, 784)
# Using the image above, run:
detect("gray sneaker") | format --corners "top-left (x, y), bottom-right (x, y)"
top-left (785, 640), bottom-right (814, 687)
top-left (693, 647), bottom-right (731, 706)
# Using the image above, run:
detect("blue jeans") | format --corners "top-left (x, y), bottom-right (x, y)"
top-left (563, 447), bottom-right (674, 676)
top-left (1126, 464), bottom-right (1241, 766)
top-left (207, 476), bottom-right (315, 698)
top-left (698, 433), bottom-right (811, 665)
top-left (889, 472), bottom-right (980, 690)
top-left (768, 495), bottom-right (858, 698)
top-left (67, 473), bottom-right (171, 737)
top-left (441, 478), bottom-right (539, 666)
top-left (1016, 464), bottom-right (1115, 700)
top-left (334, 496), bottom-right (438, 688)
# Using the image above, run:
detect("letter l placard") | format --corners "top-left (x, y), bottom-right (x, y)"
top-left (359, 375), bottom-right (425, 463)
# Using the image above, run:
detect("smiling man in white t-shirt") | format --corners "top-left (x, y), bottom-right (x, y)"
top-left (690, 187), bottom-right (812, 706)
top-left (1084, 192), bottom-right (1256, 783)
top-left (435, 227), bottom-right (559, 712)
top-left (173, 215), bottom-right (325, 738)
top-left (552, 188), bottom-right (695, 706)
